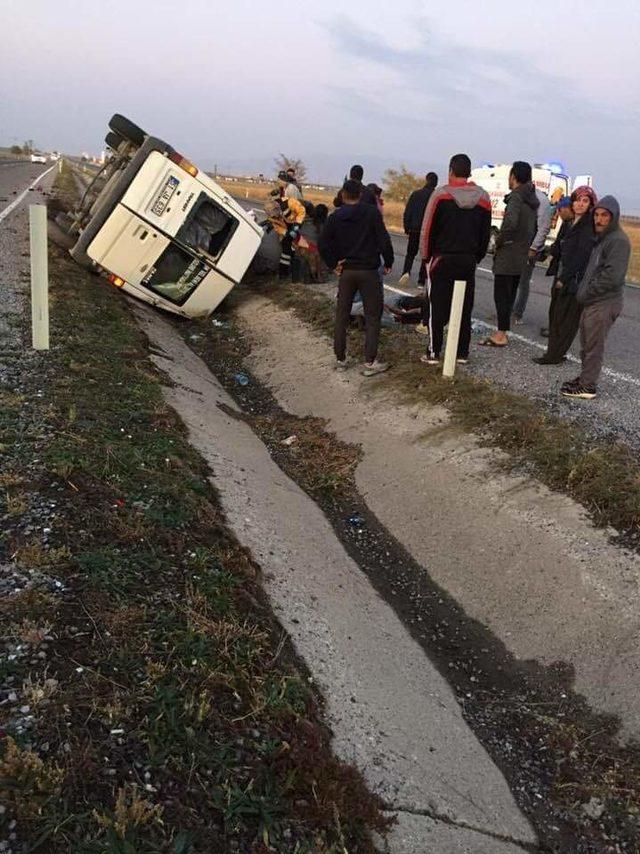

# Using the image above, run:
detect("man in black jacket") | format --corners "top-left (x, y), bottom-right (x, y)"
top-left (319, 179), bottom-right (394, 376)
top-left (420, 154), bottom-right (492, 364)
top-left (333, 165), bottom-right (377, 208)
top-left (400, 172), bottom-right (438, 286)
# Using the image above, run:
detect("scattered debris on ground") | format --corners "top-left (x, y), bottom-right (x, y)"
top-left (180, 282), bottom-right (640, 853)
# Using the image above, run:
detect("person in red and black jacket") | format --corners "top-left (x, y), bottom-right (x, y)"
top-left (419, 154), bottom-right (492, 364)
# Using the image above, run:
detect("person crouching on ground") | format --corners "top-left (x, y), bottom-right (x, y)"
top-left (419, 153), bottom-right (492, 365)
top-left (319, 179), bottom-right (394, 376)
top-left (533, 186), bottom-right (597, 365)
top-left (561, 196), bottom-right (630, 400)
top-left (481, 161), bottom-right (538, 348)
top-left (263, 196), bottom-right (306, 282)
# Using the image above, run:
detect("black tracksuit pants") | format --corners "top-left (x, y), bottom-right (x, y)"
top-left (334, 268), bottom-right (383, 363)
top-left (402, 230), bottom-right (427, 282)
top-left (427, 255), bottom-right (476, 359)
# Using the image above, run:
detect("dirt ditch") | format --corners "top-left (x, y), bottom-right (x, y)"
top-left (177, 287), bottom-right (640, 854)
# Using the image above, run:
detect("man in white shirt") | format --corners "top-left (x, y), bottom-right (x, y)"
top-left (512, 188), bottom-right (553, 323)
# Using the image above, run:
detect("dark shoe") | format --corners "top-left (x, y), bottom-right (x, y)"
top-left (540, 327), bottom-right (549, 337)
top-left (561, 382), bottom-right (596, 400)
top-left (532, 355), bottom-right (566, 365)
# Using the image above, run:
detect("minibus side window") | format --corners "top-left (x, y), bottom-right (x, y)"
top-left (142, 244), bottom-right (209, 305)
top-left (176, 193), bottom-right (238, 260)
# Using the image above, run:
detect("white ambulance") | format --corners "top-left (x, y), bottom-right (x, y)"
top-left (64, 115), bottom-right (262, 318)
top-left (471, 163), bottom-right (573, 253)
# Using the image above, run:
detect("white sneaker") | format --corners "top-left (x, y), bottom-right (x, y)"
top-left (415, 322), bottom-right (429, 336)
top-left (398, 273), bottom-right (411, 286)
top-left (335, 358), bottom-right (352, 371)
top-left (362, 361), bottom-right (390, 377)
top-left (420, 354), bottom-right (440, 366)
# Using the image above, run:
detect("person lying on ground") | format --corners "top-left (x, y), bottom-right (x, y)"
top-left (561, 196), bottom-right (630, 400)
top-left (385, 294), bottom-right (427, 325)
top-left (319, 179), bottom-right (394, 376)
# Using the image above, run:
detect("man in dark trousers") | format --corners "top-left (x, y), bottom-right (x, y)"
top-left (319, 179), bottom-right (394, 376)
top-left (481, 161), bottom-right (538, 348)
top-left (399, 172), bottom-right (438, 286)
top-left (419, 154), bottom-right (492, 364)
top-left (561, 196), bottom-right (630, 399)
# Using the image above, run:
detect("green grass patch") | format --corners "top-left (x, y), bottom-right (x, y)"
top-left (0, 175), bottom-right (391, 851)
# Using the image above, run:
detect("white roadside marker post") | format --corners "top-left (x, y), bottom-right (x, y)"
top-left (30, 204), bottom-right (49, 351)
top-left (442, 279), bottom-right (466, 378)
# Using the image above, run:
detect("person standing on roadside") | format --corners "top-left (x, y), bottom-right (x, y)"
top-left (400, 172), bottom-right (438, 286)
top-left (319, 179), bottom-right (394, 376)
top-left (511, 187), bottom-right (553, 324)
top-left (561, 196), bottom-right (630, 400)
top-left (480, 161), bottom-right (539, 348)
top-left (419, 154), bottom-right (492, 365)
top-left (277, 170), bottom-right (303, 201)
top-left (533, 187), bottom-right (597, 364)
top-left (539, 196), bottom-right (574, 337)
top-left (333, 165), bottom-right (377, 208)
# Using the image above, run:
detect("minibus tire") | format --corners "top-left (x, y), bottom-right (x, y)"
top-left (108, 114), bottom-right (146, 146)
top-left (105, 130), bottom-right (125, 151)
top-left (55, 211), bottom-right (76, 231)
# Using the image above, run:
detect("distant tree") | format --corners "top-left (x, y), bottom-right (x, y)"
top-left (22, 140), bottom-right (34, 155)
top-left (382, 165), bottom-right (423, 202)
top-left (275, 154), bottom-right (307, 182)
top-left (10, 145), bottom-right (22, 155)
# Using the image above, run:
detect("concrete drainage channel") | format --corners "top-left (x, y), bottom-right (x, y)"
top-left (132, 298), bottom-right (640, 852)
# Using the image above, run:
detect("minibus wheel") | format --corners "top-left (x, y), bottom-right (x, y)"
top-left (108, 114), bottom-right (146, 146)
top-left (105, 130), bottom-right (125, 151)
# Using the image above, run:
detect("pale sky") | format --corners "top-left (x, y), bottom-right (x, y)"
top-left (3, 0), bottom-right (640, 209)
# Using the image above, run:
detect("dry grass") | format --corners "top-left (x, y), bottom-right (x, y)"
top-left (216, 177), bottom-right (406, 232)
top-left (623, 220), bottom-right (640, 283)
top-left (218, 177), bottom-right (640, 281)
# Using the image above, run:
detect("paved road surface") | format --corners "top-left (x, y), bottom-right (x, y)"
top-left (387, 229), bottom-right (640, 378)
top-left (0, 161), bottom-right (54, 221)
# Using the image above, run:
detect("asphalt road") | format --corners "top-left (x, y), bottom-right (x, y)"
top-left (0, 160), bottom-right (55, 223)
top-left (387, 229), bottom-right (640, 377)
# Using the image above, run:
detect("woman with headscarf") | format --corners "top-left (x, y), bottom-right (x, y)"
top-left (533, 186), bottom-right (597, 364)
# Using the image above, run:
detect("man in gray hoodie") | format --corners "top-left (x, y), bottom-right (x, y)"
top-left (561, 196), bottom-right (630, 399)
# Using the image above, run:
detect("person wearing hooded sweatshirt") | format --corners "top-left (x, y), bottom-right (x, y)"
top-left (319, 179), bottom-right (394, 376)
top-left (418, 153), bottom-right (492, 364)
top-left (561, 196), bottom-right (630, 399)
top-left (533, 186), bottom-right (597, 365)
top-left (400, 172), bottom-right (438, 286)
top-left (481, 161), bottom-right (539, 348)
